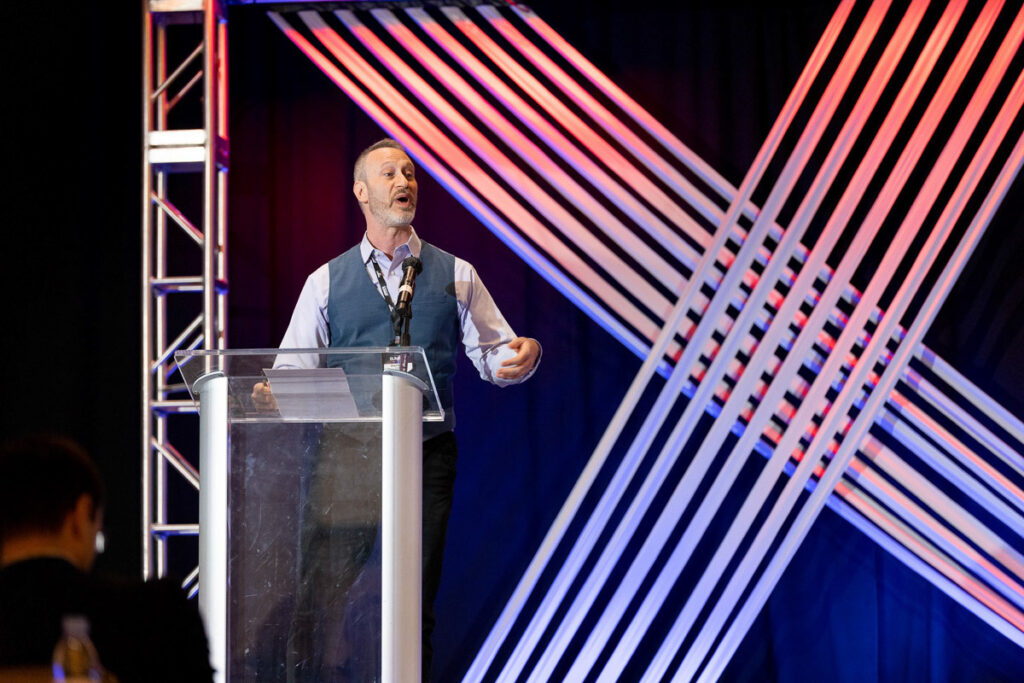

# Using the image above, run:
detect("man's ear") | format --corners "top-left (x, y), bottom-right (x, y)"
top-left (68, 494), bottom-right (95, 540)
top-left (353, 180), bottom-right (368, 204)
top-left (66, 494), bottom-right (101, 570)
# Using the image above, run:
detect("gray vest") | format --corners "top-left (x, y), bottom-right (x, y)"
top-left (326, 241), bottom-right (459, 437)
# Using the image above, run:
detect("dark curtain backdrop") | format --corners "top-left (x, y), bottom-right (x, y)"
top-left (3, 2), bottom-right (1024, 682)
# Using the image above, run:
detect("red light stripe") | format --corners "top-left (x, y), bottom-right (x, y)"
top-left (404, 8), bottom-right (705, 265)
top-left (360, 10), bottom-right (689, 294)
top-left (443, 7), bottom-right (704, 242)
top-left (510, 3), bottom-right (821, 219)
top-left (479, 5), bottom-right (748, 221)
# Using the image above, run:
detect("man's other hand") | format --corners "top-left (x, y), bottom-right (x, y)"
top-left (496, 337), bottom-right (541, 380)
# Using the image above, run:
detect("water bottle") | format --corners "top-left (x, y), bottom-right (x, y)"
top-left (51, 615), bottom-right (102, 682)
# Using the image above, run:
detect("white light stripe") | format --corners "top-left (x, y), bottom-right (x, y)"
top-left (467, 202), bottom-right (848, 681)
top-left (876, 409), bottom-right (1024, 539)
top-left (677, 118), bottom-right (946, 681)
top-left (464, 294), bottom-right (693, 681)
top-left (502, 0), bottom-right (857, 676)
top-left (464, 313), bottom-right (880, 683)
top-left (507, 364), bottom-right (699, 683)
top-left (697, 30), bottom-right (1024, 680)
top-left (493, 0), bottom-right (850, 674)
top-left (550, 2), bottom-right (921, 677)
top-left (903, 367), bottom-right (1024, 479)
top-left (846, 446), bottom-right (1024, 608)
top-left (665, 2), bottom-right (1011, 676)
top-left (587, 3), bottom-right (907, 679)
top-left (887, 395), bottom-right (1024, 516)
top-left (916, 345), bottom-right (1024, 447)
top-left (502, 269), bottom-right (749, 680)
top-left (832, 474), bottom-right (1024, 648)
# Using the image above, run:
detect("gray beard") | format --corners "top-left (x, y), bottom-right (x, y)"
top-left (369, 195), bottom-right (415, 228)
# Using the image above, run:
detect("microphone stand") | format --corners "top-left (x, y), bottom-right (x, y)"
top-left (391, 306), bottom-right (412, 346)
top-left (387, 256), bottom-right (421, 372)
top-left (388, 307), bottom-right (413, 372)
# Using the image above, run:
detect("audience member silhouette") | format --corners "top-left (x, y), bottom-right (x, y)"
top-left (0, 434), bottom-right (214, 682)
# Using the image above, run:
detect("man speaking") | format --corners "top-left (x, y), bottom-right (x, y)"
top-left (255, 138), bottom-right (540, 679)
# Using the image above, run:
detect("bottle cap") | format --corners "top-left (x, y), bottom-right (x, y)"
top-left (61, 615), bottom-right (90, 638)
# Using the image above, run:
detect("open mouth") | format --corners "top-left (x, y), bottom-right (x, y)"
top-left (394, 193), bottom-right (413, 209)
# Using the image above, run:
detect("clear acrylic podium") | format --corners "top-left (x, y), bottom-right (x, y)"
top-left (176, 348), bottom-right (443, 683)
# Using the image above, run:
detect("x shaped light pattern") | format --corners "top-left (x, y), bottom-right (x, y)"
top-left (272, 1), bottom-right (1024, 680)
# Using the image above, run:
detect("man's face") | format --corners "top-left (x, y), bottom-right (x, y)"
top-left (355, 147), bottom-right (418, 229)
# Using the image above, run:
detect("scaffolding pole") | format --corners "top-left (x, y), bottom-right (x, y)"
top-left (142, 0), bottom-right (228, 583)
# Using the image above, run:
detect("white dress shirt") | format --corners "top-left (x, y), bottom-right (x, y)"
top-left (278, 230), bottom-right (539, 386)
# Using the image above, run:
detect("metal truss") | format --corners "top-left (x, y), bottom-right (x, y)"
top-left (142, 0), bottom-right (228, 586)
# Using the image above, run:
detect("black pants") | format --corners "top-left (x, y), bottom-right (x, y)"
top-left (420, 430), bottom-right (458, 679)
top-left (287, 428), bottom-right (457, 681)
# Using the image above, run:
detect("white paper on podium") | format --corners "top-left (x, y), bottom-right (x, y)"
top-left (263, 367), bottom-right (361, 420)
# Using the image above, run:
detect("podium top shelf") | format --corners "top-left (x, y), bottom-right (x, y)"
top-left (173, 347), bottom-right (444, 424)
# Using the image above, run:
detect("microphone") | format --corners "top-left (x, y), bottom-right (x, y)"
top-left (394, 256), bottom-right (423, 316)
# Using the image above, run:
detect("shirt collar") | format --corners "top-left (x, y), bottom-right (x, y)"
top-left (360, 228), bottom-right (421, 269)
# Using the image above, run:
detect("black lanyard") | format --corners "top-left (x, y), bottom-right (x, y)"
top-left (369, 255), bottom-right (396, 313)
